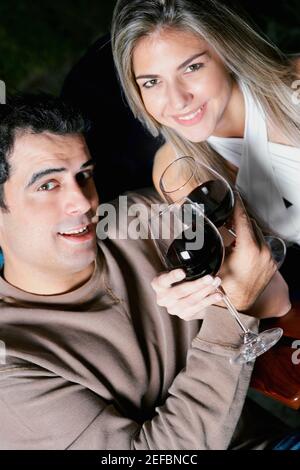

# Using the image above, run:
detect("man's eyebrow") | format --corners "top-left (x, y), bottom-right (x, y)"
top-left (135, 52), bottom-right (207, 80)
top-left (80, 158), bottom-right (96, 169)
top-left (26, 167), bottom-right (66, 188)
top-left (25, 158), bottom-right (96, 189)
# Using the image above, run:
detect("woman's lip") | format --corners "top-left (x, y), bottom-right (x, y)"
top-left (172, 103), bottom-right (207, 126)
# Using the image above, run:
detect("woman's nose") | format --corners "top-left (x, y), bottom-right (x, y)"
top-left (167, 81), bottom-right (192, 112)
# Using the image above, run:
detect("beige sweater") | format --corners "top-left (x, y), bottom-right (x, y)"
top-left (0, 189), bottom-right (279, 450)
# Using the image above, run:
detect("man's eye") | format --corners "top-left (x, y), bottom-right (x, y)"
top-left (37, 181), bottom-right (58, 192)
top-left (143, 79), bottom-right (159, 89)
top-left (76, 170), bottom-right (94, 187)
top-left (185, 63), bottom-right (203, 73)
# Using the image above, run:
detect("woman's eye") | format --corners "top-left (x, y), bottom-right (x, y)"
top-left (143, 79), bottom-right (159, 89)
top-left (185, 63), bottom-right (203, 73)
top-left (37, 181), bottom-right (58, 192)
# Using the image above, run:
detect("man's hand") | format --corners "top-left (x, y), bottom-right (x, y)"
top-left (219, 194), bottom-right (280, 311)
top-left (151, 269), bottom-right (222, 321)
top-left (151, 194), bottom-right (290, 321)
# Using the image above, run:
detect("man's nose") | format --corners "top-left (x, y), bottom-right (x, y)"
top-left (64, 182), bottom-right (93, 216)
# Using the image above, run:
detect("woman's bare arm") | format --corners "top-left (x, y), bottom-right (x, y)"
top-left (152, 142), bottom-right (177, 197)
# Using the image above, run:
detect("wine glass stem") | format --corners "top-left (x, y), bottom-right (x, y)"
top-left (227, 227), bottom-right (237, 238)
top-left (217, 287), bottom-right (249, 335)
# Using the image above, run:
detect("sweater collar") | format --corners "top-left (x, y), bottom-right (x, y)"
top-left (0, 249), bottom-right (105, 307)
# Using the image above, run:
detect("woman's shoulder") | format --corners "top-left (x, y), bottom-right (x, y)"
top-left (152, 142), bottom-right (177, 194)
top-left (288, 54), bottom-right (300, 76)
top-left (294, 56), bottom-right (300, 76)
top-left (267, 56), bottom-right (300, 145)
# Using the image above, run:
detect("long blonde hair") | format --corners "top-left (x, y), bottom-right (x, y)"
top-left (111, 0), bottom-right (300, 181)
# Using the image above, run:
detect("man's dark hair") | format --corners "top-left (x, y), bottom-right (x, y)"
top-left (0, 93), bottom-right (89, 211)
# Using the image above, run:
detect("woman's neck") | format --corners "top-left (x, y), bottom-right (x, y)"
top-left (211, 81), bottom-right (245, 139)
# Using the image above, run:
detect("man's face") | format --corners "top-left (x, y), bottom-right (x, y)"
top-left (0, 132), bottom-right (99, 278)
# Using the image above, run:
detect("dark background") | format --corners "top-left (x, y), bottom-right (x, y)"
top-left (0, 0), bottom-right (300, 203)
top-left (0, 0), bottom-right (300, 96)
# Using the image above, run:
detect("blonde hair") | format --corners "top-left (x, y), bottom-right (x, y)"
top-left (111, 0), bottom-right (300, 181)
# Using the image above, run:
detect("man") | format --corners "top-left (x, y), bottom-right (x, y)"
top-left (0, 95), bottom-right (289, 449)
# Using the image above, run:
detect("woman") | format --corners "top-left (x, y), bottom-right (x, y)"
top-left (111, 0), bottom-right (300, 235)
top-left (111, 0), bottom-right (297, 317)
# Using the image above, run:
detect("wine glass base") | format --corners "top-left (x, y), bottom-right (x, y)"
top-left (231, 327), bottom-right (283, 365)
top-left (264, 236), bottom-right (286, 268)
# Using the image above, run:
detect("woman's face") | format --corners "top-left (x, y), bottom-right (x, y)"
top-left (133, 28), bottom-right (234, 142)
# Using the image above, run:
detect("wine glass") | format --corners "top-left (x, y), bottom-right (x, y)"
top-left (149, 200), bottom-right (283, 364)
top-left (159, 156), bottom-right (286, 267)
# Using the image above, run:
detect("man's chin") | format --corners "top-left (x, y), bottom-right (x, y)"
top-left (58, 248), bottom-right (98, 273)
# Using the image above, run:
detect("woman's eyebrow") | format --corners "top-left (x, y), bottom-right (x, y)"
top-left (135, 73), bottom-right (159, 81)
top-left (177, 51), bottom-right (208, 70)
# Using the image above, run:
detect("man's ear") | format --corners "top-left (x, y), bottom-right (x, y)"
top-left (0, 208), bottom-right (5, 234)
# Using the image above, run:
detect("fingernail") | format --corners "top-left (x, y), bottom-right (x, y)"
top-left (214, 293), bottom-right (223, 301)
top-left (212, 277), bottom-right (221, 287)
top-left (175, 270), bottom-right (185, 280)
top-left (204, 275), bottom-right (213, 284)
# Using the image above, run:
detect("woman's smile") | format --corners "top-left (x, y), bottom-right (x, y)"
top-left (172, 102), bottom-right (207, 127)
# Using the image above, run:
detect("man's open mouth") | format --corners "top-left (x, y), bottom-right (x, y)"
top-left (57, 224), bottom-right (95, 242)
top-left (58, 225), bottom-right (90, 237)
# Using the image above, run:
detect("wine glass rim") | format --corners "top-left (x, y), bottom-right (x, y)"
top-left (159, 155), bottom-right (196, 195)
top-left (159, 155), bottom-right (234, 200)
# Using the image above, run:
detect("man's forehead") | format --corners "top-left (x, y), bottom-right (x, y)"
top-left (11, 131), bottom-right (89, 171)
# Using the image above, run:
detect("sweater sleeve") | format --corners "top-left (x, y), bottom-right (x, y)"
top-left (0, 307), bottom-right (258, 450)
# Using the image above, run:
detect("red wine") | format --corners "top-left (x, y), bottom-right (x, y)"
top-left (165, 220), bottom-right (223, 280)
top-left (187, 180), bottom-right (233, 227)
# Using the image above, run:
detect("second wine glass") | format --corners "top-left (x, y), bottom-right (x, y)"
top-left (149, 200), bottom-right (283, 364)
top-left (159, 156), bottom-right (286, 267)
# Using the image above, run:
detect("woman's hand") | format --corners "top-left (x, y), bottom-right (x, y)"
top-left (151, 269), bottom-right (222, 321)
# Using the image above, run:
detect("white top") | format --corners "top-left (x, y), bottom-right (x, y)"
top-left (207, 81), bottom-right (300, 245)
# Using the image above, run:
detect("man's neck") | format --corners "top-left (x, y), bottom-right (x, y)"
top-left (2, 262), bottom-right (95, 296)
